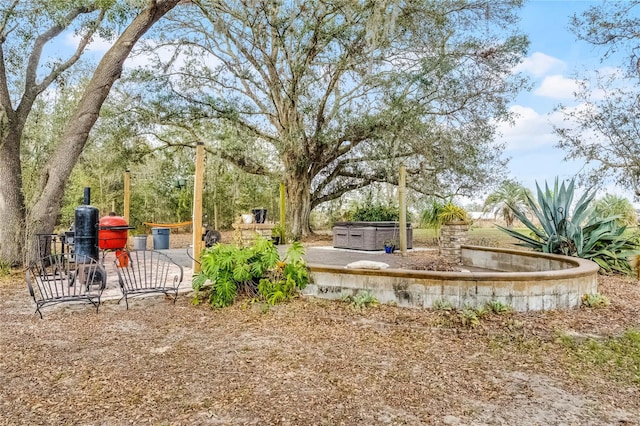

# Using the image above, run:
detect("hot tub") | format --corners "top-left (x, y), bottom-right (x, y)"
top-left (332, 221), bottom-right (413, 250)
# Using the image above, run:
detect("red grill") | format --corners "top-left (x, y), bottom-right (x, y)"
top-left (98, 216), bottom-right (130, 250)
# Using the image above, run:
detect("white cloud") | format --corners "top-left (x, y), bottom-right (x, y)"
top-left (496, 102), bottom-right (602, 190)
top-left (496, 105), bottom-right (558, 151)
top-left (514, 52), bottom-right (565, 77)
top-left (534, 74), bottom-right (582, 99)
top-left (65, 32), bottom-right (114, 54)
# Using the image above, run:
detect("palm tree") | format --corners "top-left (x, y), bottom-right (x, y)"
top-left (483, 180), bottom-right (532, 227)
top-left (594, 194), bottom-right (638, 227)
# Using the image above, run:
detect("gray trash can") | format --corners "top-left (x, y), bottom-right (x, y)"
top-left (152, 227), bottom-right (170, 250)
top-left (133, 235), bottom-right (147, 251)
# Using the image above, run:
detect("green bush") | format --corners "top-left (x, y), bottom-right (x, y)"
top-left (192, 238), bottom-right (308, 307)
top-left (350, 203), bottom-right (400, 222)
top-left (497, 178), bottom-right (640, 275)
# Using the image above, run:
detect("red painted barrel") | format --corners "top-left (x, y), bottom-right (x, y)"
top-left (98, 216), bottom-right (129, 250)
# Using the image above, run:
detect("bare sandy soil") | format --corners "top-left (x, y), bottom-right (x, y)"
top-left (2, 257), bottom-right (640, 425)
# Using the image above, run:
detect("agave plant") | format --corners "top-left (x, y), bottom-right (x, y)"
top-left (497, 178), bottom-right (640, 274)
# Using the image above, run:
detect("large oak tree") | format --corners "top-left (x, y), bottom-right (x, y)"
top-left (133, 0), bottom-right (529, 238)
top-left (0, 0), bottom-right (181, 265)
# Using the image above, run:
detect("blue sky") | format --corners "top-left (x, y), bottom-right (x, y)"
top-left (500, 0), bottom-right (631, 197)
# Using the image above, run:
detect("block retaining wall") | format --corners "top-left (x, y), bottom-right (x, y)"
top-left (306, 245), bottom-right (599, 312)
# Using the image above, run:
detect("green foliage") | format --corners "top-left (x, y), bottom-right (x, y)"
top-left (259, 242), bottom-right (308, 305)
top-left (496, 178), bottom-right (640, 275)
top-left (562, 328), bottom-right (640, 386)
top-left (342, 291), bottom-right (379, 310)
top-left (421, 200), bottom-right (468, 229)
top-left (271, 224), bottom-right (285, 242)
top-left (0, 259), bottom-right (10, 277)
top-left (581, 293), bottom-right (611, 309)
top-left (420, 200), bottom-right (444, 230)
top-left (486, 300), bottom-right (513, 315)
top-left (483, 180), bottom-right (532, 227)
top-left (194, 238), bottom-right (307, 308)
top-left (438, 202), bottom-right (469, 224)
top-left (433, 298), bottom-right (453, 311)
top-left (557, 3), bottom-right (640, 197)
top-left (433, 301), bottom-right (513, 328)
top-left (593, 194), bottom-right (638, 227)
top-left (349, 203), bottom-right (400, 222)
top-left (458, 307), bottom-right (480, 328)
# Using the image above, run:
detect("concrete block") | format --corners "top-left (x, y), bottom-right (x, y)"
top-left (510, 296), bottom-right (528, 312)
top-left (527, 295), bottom-right (543, 311)
top-left (423, 292), bottom-right (445, 309)
top-left (542, 294), bottom-right (557, 310)
top-left (476, 284), bottom-right (495, 297)
top-left (493, 281), bottom-right (513, 297)
top-left (567, 291), bottom-right (580, 308)
top-left (475, 294), bottom-right (494, 309)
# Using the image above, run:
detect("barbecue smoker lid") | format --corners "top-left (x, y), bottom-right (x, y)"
top-left (99, 215), bottom-right (129, 230)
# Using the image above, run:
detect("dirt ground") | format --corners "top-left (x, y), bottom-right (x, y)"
top-left (2, 236), bottom-right (640, 425)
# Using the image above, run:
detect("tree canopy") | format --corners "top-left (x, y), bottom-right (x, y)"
top-left (125, 0), bottom-right (529, 237)
top-left (0, 0), bottom-right (181, 265)
top-left (555, 1), bottom-right (640, 194)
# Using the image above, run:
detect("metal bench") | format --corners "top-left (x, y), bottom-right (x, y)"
top-left (113, 250), bottom-right (183, 309)
top-left (26, 254), bottom-right (106, 319)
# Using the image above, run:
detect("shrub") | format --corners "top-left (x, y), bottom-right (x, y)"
top-left (497, 178), bottom-right (640, 275)
top-left (350, 203), bottom-right (400, 222)
top-left (192, 238), bottom-right (308, 307)
top-left (458, 307), bottom-right (480, 328)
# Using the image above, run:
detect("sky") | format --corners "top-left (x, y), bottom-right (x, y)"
top-left (499, 0), bottom-right (632, 198)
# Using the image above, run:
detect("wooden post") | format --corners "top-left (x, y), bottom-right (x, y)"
top-left (399, 164), bottom-right (407, 257)
top-left (213, 171), bottom-right (218, 231)
top-left (123, 169), bottom-right (130, 223)
top-left (279, 182), bottom-right (286, 239)
top-left (192, 142), bottom-right (205, 272)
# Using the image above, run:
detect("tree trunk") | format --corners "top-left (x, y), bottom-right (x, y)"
top-left (0, 130), bottom-right (26, 266)
top-left (24, 0), bottom-right (181, 265)
top-left (285, 173), bottom-right (313, 240)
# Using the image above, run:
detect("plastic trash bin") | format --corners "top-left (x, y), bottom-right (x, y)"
top-left (152, 227), bottom-right (170, 250)
top-left (133, 235), bottom-right (147, 251)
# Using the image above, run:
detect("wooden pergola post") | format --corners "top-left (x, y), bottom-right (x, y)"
top-left (399, 164), bottom-right (407, 257)
top-left (123, 168), bottom-right (130, 223)
top-left (279, 182), bottom-right (285, 239)
top-left (192, 141), bottom-right (205, 272)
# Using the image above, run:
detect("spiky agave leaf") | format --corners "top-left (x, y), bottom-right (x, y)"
top-left (496, 177), bottom-right (640, 275)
